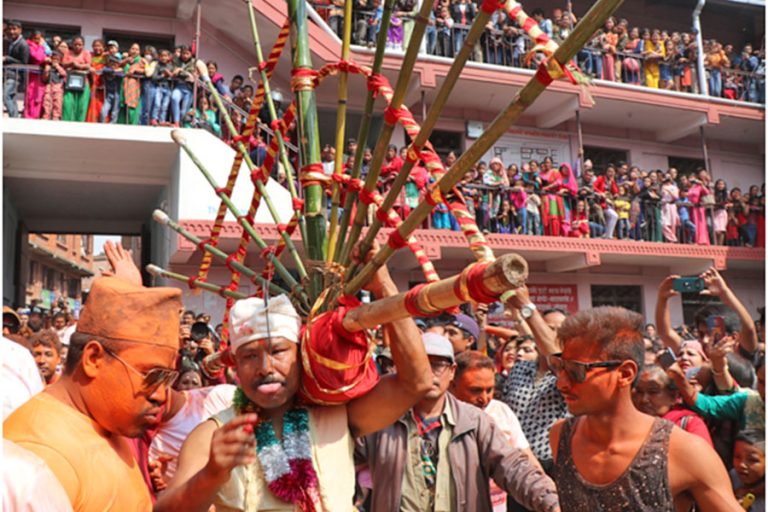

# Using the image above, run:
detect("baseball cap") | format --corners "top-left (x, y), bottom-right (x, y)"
top-left (107, 40), bottom-right (119, 48)
top-left (450, 314), bottom-right (480, 341)
top-left (422, 332), bottom-right (454, 362)
top-left (3, 306), bottom-right (21, 333)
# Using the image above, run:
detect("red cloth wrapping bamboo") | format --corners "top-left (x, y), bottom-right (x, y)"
top-left (299, 296), bottom-right (379, 405)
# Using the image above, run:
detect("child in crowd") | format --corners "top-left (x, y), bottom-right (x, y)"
top-left (509, 177), bottom-right (527, 234)
top-left (614, 185), bottom-right (631, 239)
top-left (730, 430), bottom-right (765, 511)
top-left (41, 50), bottom-right (66, 120)
top-left (524, 182), bottom-right (542, 235)
top-left (151, 49), bottom-right (175, 126)
top-left (99, 54), bottom-right (123, 123)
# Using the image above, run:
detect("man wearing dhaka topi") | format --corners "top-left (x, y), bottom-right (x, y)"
top-left (155, 248), bottom-right (435, 511)
top-left (4, 276), bottom-right (182, 511)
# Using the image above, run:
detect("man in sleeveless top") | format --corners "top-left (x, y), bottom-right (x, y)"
top-left (155, 245), bottom-right (433, 511)
top-left (548, 306), bottom-right (742, 511)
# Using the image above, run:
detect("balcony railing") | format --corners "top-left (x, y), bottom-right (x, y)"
top-left (311, 4), bottom-right (765, 105)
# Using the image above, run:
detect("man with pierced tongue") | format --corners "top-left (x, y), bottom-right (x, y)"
top-left (4, 277), bottom-right (182, 511)
top-left (155, 257), bottom-right (433, 512)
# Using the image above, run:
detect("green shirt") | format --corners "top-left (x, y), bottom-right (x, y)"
top-left (400, 400), bottom-right (456, 512)
top-left (693, 389), bottom-right (764, 431)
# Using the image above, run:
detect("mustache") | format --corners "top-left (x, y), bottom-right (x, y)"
top-left (252, 374), bottom-right (286, 387)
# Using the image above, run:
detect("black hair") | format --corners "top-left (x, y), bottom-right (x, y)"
top-left (232, 74), bottom-right (244, 82)
top-left (542, 307), bottom-right (569, 318)
top-left (454, 350), bottom-right (495, 380)
top-left (29, 329), bottom-right (62, 355)
top-left (727, 353), bottom-right (757, 388)
top-left (178, 45), bottom-right (191, 52)
top-left (531, 8), bottom-right (544, 17)
top-left (7, 20), bottom-right (22, 28)
top-left (735, 429), bottom-right (766, 452)
top-left (559, 306), bottom-right (645, 384)
top-left (183, 309), bottom-right (196, 318)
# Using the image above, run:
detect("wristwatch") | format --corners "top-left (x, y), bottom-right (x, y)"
top-left (520, 303), bottom-right (537, 319)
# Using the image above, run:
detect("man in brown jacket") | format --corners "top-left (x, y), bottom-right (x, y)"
top-left (355, 333), bottom-right (560, 512)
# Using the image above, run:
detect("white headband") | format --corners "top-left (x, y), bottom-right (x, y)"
top-left (229, 295), bottom-right (301, 352)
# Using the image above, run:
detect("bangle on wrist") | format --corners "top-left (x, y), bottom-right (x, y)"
top-left (711, 364), bottom-right (728, 376)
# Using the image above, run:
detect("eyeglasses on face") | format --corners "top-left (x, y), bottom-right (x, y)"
top-left (429, 359), bottom-right (453, 376)
top-left (101, 344), bottom-right (179, 394)
top-left (546, 353), bottom-right (623, 383)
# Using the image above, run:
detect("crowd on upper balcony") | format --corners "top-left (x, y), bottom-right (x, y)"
top-left (1, 19), bottom-right (266, 136)
top-left (311, 139), bottom-right (766, 247)
top-left (317, 0), bottom-right (766, 103)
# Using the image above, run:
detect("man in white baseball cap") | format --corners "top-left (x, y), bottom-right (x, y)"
top-left (357, 332), bottom-right (560, 512)
top-left (156, 249), bottom-right (433, 512)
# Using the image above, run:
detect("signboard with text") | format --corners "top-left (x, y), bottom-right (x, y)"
top-left (527, 284), bottom-right (579, 314)
top-left (479, 128), bottom-right (573, 169)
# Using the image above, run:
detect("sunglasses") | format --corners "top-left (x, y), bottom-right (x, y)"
top-left (102, 345), bottom-right (179, 395)
top-left (546, 353), bottom-right (623, 383)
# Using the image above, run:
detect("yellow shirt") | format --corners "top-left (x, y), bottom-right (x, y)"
top-left (3, 392), bottom-right (152, 512)
top-left (614, 198), bottom-right (631, 220)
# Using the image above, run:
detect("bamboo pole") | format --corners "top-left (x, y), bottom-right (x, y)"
top-left (333, 0), bottom-right (397, 262)
top-left (344, 0), bottom-right (625, 295)
top-left (196, 61), bottom-right (308, 282)
top-left (325, 0), bottom-right (354, 263)
top-left (151, 209), bottom-right (292, 299)
top-left (342, 253), bottom-right (528, 332)
top-left (147, 264), bottom-right (247, 300)
top-left (351, 5), bottom-right (496, 268)
top-left (171, 130), bottom-right (308, 302)
top-left (288, 0), bottom-right (325, 299)
top-left (338, 0), bottom-right (436, 266)
top-left (245, 0), bottom-right (307, 245)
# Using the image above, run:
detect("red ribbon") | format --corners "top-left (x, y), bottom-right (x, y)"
top-left (465, 262), bottom-right (498, 303)
top-left (292, 197), bottom-right (305, 210)
top-left (358, 188), bottom-right (377, 205)
top-left (387, 229), bottom-right (408, 250)
top-left (197, 238), bottom-right (215, 252)
top-left (367, 73), bottom-right (388, 97)
top-left (384, 105), bottom-right (407, 126)
top-left (480, 0), bottom-right (504, 14)
top-left (535, 61), bottom-right (554, 86)
top-left (224, 253), bottom-right (239, 272)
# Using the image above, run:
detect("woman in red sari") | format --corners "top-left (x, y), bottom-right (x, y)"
top-left (86, 39), bottom-right (107, 123)
top-left (23, 31), bottom-right (47, 119)
top-left (541, 163), bottom-right (578, 236)
top-left (687, 177), bottom-right (711, 245)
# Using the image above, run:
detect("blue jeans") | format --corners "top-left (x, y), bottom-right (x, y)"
top-left (527, 211), bottom-right (541, 235)
top-left (454, 27), bottom-right (468, 55)
top-left (3, 73), bottom-right (19, 118)
top-left (172, 83), bottom-right (193, 124)
top-left (425, 25), bottom-right (437, 55)
top-left (516, 208), bottom-right (528, 234)
top-left (141, 80), bottom-right (156, 125)
top-left (152, 84), bottom-right (172, 122)
top-left (590, 222), bottom-right (605, 238)
top-left (578, 49), bottom-right (592, 76)
top-left (100, 88), bottom-right (120, 123)
top-left (709, 69), bottom-right (722, 97)
top-left (617, 218), bottom-right (630, 239)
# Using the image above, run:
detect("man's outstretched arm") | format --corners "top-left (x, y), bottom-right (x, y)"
top-left (346, 243), bottom-right (432, 438)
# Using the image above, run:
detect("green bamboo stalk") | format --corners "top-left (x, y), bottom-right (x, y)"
top-left (338, 0), bottom-right (435, 266)
top-left (151, 209), bottom-right (292, 298)
top-left (246, 1), bottom-right (308, 245)
top-left (344, 0), bottom-right (625, 295)
top-left (333, 0), bottom-right (397, 262)
top-left (196, 61), bottom-right (308, 282)
top-left (171, 130), bottom-right (308, 303)
top-left (288, 0), bottom-right (325, 299)
top-left (146, 264), bottom-right (247, 300)
top-left (325, 0), bottom-right (355, 263)
top-left (352, 6), bottom-right (495, 270)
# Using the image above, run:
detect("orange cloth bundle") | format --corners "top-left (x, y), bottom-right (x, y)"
top-left (299, 295), bottom-right (379, 405)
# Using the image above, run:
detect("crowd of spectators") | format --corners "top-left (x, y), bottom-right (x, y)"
top-left (3, 261), bottom-right (765, 510)
top-left (317, 1), bottom-right (765, 103)
top-left (2, 20), bottom-right (261, 137)
top-left (318, 140), bottom-right (766, 247)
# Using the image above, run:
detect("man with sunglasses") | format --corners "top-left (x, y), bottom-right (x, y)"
top-left (548, 306), bottom-right (742, 511)
top-left (356, 333), bottom-right (560, 512)
top-left (4, 276), bottom-right (182, 511)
